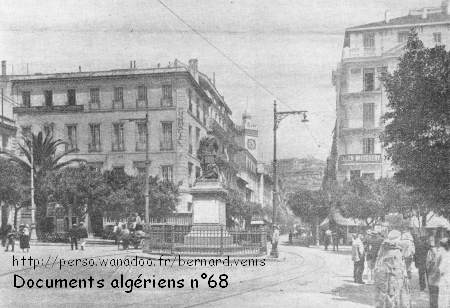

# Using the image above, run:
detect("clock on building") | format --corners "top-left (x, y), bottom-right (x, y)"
top-left (247, 139), bottom-right (256, 150)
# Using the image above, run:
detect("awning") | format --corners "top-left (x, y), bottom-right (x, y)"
top-left (410, 212), bottom-right (450, 229)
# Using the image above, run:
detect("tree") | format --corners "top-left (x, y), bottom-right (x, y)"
top-left (382, 30), bottom-right (450, 217)
top-left (0, 158), bottom-right (28, 228)
top-left (0, 132), bottom-right (84, 232)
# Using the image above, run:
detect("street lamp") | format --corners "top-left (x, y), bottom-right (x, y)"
top-left (271, 100), bottom-right (308, 257)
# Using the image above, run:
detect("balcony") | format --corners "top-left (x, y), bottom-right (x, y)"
top-left (112, 100), bottom-right (124, 110)
top-left (160, 97), bottom-right (173, 107)
top-left (88, 100), bottom-right (100, 110)
top-left (339, 154), bottom-right (381, 164)
top-left (88, 143), bottom-right (102, 153)
top-left (112, 144), bottom-right (125, 152)
top-left (135, 142), bottom-right (146, 152)
top-left (136, 99), bottom-right (147, 109)
top-left (13, 105), bottom-right (84, 114)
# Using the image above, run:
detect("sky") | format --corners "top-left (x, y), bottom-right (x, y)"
top-left (0, 0), bottom-right (439, 161)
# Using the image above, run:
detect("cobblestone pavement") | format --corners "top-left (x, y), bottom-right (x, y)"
top-left (0, 239), bottom-right (429, 307)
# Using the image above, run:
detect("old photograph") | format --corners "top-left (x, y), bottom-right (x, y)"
top-left (0, 0), bottom-right (449, 307)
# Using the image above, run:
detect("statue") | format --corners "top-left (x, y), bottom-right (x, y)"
top-left (197, 136), bottom-right (225, 182)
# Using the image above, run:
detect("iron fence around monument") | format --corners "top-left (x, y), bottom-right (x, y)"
top-left (142, 225), bottom-right (267, 257)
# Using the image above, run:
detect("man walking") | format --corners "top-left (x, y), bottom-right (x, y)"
top-left (414, 235), bottom-right (430, 291)
top-left (271, 225), bottom-right (280, 258)
top-left (324, 229), bottom-right (332, 250)
top-left (352, 233), bottom-right (365, 284)
top-left (427, 236), bottom-right (443, 308)
top-left (78, 222), bottom-right (88, 251)
top-left (69, 223), bottom-right (79, 250)
top-left (332, 230), bottom-right (339, 252)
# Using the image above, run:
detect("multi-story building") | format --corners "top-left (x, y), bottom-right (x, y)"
top-left (7, 59), bottom-right (238, 224)
top-left (333, 1), bottom-right (450, 182)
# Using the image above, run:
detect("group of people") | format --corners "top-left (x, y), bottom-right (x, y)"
top-left (113, 213), bottom-right (144, 250)
top-left (351, 229), bottom-right (450, 308)
top-left (68, 222), bottom-right (88, 250)
top-left (1, 223), bottom-right (31, 253)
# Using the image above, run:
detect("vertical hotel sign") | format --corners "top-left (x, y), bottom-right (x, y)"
top-left (176, 89), bottom-right (185, 146)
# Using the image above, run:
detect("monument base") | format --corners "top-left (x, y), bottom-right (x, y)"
top-left (184, 224), bottom-right (233, 246)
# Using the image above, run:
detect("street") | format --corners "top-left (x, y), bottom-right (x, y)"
top-left (0, 238), bottom-right (429, 308)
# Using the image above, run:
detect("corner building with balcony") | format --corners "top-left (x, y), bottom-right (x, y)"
top-left (333, 1), bottom-right (450, 182)
top-left (9, 59), bottom-right (238, 221)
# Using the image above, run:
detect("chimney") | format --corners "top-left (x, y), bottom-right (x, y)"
top-left (130, 61), bottom-right (133, 69)
top-left (174, 59), bottom-right (178, 67)
top-left (1, 61), bottom-right (6, 76)
top-left (157, 63), bottom-right (160, 68)
top-left (188, 58), bottom-right (198, 82)
top-left (133, 60), bottom-right (136, 68)
top-left (384, 10), bottom-right (391, 23)
top-left (422, 7), bottom-right (428, 19)
top-left (78, 66), bottom-right (82, 72)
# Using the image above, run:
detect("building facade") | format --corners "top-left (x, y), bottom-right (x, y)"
top-left (333, 1), bottom-right (450, 182)
top-left (7, 59), bottom-right (238, 219)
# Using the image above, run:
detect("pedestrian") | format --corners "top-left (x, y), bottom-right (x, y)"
top-left (438, 237), bottom-right (450, 308)
top-left (121, 224), bottom-right (130, 250)
top-left (366, 230), bottom-right (384, 284)
top-left (271, 225), bottom-right (280, 258)
top-left (332, 229), bottom-right (339, 251)
top-left (374, 229), bottom-right (411, 308)
top-left (351, 233), bottom-right (365, 284)
top-left (413, 235), bottom-right (430, 291)
top-left (427, 235), bottom-right (444, 308)
top-left (78, 222), bottom-right (88, 251)
top-left (20, 224), bottom-right (30, 253)
top-left (69, 223), bottom-right (79, 250)
top-left (113, 222), bottom-right (120, 245)
top-left (1, 224), bottom-right (8, 247)
top-left (4, 225), bottom-right (15, 252)
top-left (399, 231), bottom-right (415, 280)
top-left (324, 229), bottom-right (332, 250)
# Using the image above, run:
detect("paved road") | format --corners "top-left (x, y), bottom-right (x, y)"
top-left (0, 241), bottom-right (429, 307)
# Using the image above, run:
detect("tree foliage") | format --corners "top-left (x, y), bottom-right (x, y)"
top-left (287, 189), bottom-right (329, 225)
top-left (381, 30), bottom-right (450, 216)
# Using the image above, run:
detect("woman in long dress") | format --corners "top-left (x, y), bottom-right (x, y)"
top-left (20, 224), bottom-right (30, 253)
top-left (438, 238), bottom-right (450, 308)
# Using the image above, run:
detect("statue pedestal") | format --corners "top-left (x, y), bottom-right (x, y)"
top-left (184, 180), bottom-right (232, 246)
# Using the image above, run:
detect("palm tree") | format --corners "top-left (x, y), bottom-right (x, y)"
top-left (0, 132), bottom-right (85, 235)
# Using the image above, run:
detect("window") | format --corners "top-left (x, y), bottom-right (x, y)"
top-left (161, 165), bottom-right (173, 182)
top-left (187, 202), bottom-right (193, 212)
top-left (195, 166), bottom-right (201, 179)
top-left (161, 84), bottom-right (173, 106)
top-left (89, 88), bottom-right (100, 109)
top-left (112, 123), bottom-right (125, 151)
top-left (196, 98), bottom-right (200, 119)
top-left (138, 85), bottom-right (147, 101)
top-left (188, 162), bottom-right (193, 187)
top-left (433, 32), bottom-right (442, 44)
top-left (43, 123), bottom-right (54, 137)
top-left (136, 121), bottom-right (146, 151)
top-left (133, 161), bottom-right (147, 176)
top-left (188, 89), bottom-right (193, 112)
top-left (188, 125), bottom-right (193, 154)
top-left (160, 122), bottom-right (173, 150)
top-left (203, 106), bottom-right (208, 125)
top-left (363, 138), bottom-right (375, 154)
top-left (44, 90), bottom-right (53, 107)
top-left (113, 87), bottom-right (124, 109)
top-left (350, 170), bottom-right (361, 181)
top-left (363, 68), bottom-right (375, 92)
top-left (22, 91), bottom-right (30, 107)
top-left (363, 103), bottom-right (375, 128)
top-left (363, 32), bottom-right (375, 48)
top-left (66, 124), bottom-right (78, 151)
top-left (89, 123), bottom-right (101, 152)
top-left (67, 89), bottom-right (76, 106)
top-left (195, 127), bottom-right (200, 150)
top-left (397, 31), bottom-right (409, 43)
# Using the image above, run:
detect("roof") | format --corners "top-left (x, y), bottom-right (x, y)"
top-left (347, 12), bottom-right (450, 32)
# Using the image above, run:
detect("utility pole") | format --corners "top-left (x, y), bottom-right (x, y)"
top-left (1, 88), bottom-right (3, 124)
top-left (30, 141), bottom-right (36, 240)
top-left (144, 96), bottom-right (150, 224)
top-left (271, 100), bottom-right (308, 257)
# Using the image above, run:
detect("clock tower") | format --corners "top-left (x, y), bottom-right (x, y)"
top-left (242, 111), bottom-right (258, 159)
